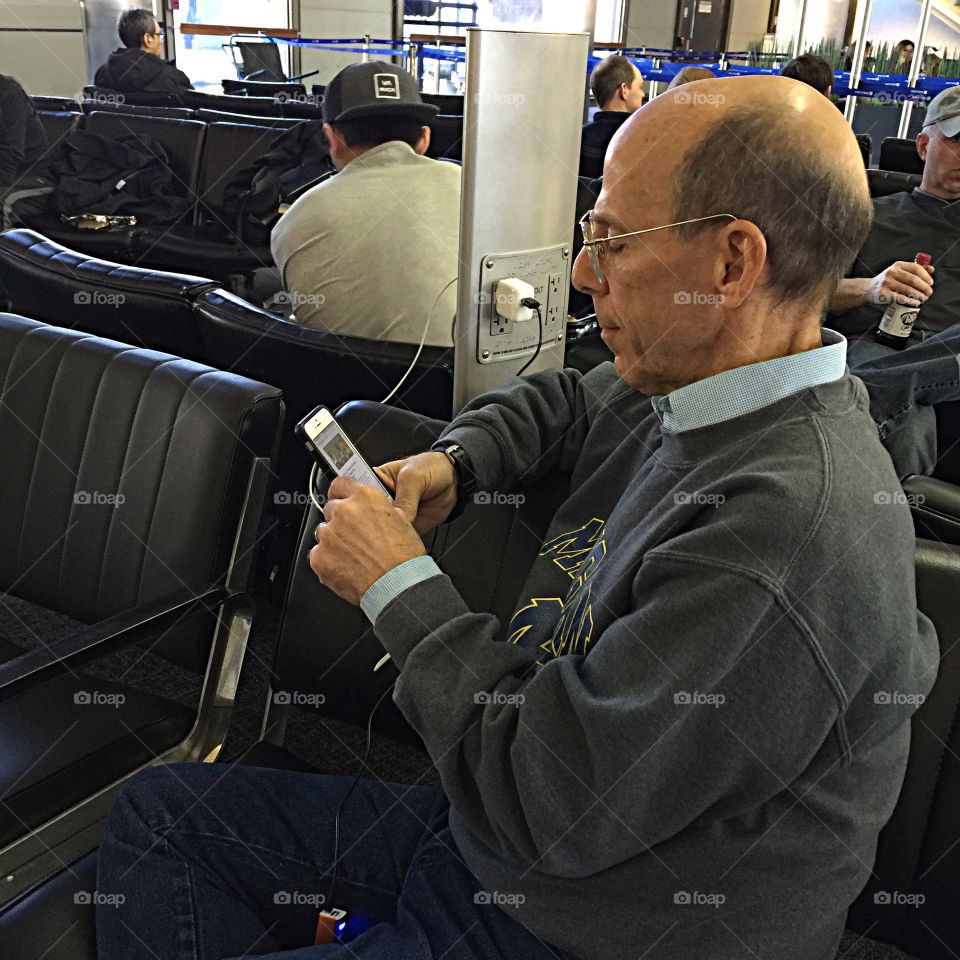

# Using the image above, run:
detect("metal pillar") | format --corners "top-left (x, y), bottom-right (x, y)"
top-left (452, 29), bottom-right (589, 413)
top-left (843, 0), bottom-right (875, 124)
top-left (896, 0), bottom-right (934, 139)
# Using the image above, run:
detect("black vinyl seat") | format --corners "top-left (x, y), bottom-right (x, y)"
top-left (867, 168), bottom-right (922, 198)
top-left (83, 86), bottom-right (183, 108)
top-left (197, 108), bottom-right (301, 128)
top-left (426, 114), bottom-right (463, 161)
top-left (879, 137), bottom-right (924, 176)
top-left (0, 228), bottom-right (216, 357)
top-left (422, 92), bottom-right (464, 115)
top-left (221, 78), bottom-right (305, 98)
top-left (183, 90), bottom-right (321, 120)
top-left (31, 95), bottom-right (80, 113)
top-left (0, 313), bottom-right (281, 907)
top-left (80, 99), bottom-right (195, 120)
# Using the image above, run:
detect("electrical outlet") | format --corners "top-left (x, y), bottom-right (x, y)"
top-left (490, 315), bottom-right (511, 336)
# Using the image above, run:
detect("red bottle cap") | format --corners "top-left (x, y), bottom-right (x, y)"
top-left (915, 252), bottom-right (932, 265)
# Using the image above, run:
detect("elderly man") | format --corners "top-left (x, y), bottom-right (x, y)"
top-left (579, 54), bottom-right (645, 179)
top-left (94, 8), bottom-right (192, 95)
top-left (96, 77), bottom-right (936, 960)
top-left (828, 85), bottom-right (960, 348)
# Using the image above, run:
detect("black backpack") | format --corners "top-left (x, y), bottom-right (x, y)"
top-left (220, 120), bottom-right (336, 244)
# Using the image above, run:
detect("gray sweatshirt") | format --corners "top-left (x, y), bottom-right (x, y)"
top-left (373, 362), bottom-right (938, 960)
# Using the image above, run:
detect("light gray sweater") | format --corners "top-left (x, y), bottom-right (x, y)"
top-left (374, 363), bottom-right (938, 960)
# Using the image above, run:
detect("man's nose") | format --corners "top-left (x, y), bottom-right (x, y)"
top-left (572, 247), bottom-right (606, 296)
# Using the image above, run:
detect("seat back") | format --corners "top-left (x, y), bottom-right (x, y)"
top-left (426, 114), bottom-right (463, 161)
top-left (856, 132), bottom-right (873, 167)
top-left (422, 92), bottom-right (464, 115)
top-left (846, 539), bottom-right (960, 959)
top-left (234, 40), bottom-right (288, 82)
top-left (182, 90), bottom-right (288, 117)
top-left (197, 109), bottom-right (301, 129)
top-left (0, 229), bottom-right (216, 358)
top-left (0, 313), bottom-right (282, 623)
top-left (35, 111), bottom-right (81, 163)
top-left (195, 122), bottom-right (284, 221)
top-left (879, 137), bottom-right (924, 175)
top-left (84, 112), bottom-right (206, 200)
top-left (267, 401), bottom-right (568, 746)
top-left (80, 100), bottom-right (195, 120)
top-left (83, 86), bottom-right (182, 108)
top-left (193, 289), bottom-right (454, 498)
top-left (904, 476), bottom-right (960, 545)
top-left (222, 78), bottom-right (305, 98)
top-left (867, 168), bottom-right (922, 198)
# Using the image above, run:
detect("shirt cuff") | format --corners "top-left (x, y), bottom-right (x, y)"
top-left (360, 556), bottom-right (444, 625)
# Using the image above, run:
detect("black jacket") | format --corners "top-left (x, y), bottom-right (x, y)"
top-left (94, 48), bottom-right (192, 96)
top-left (578, 110), bottom-right (631, 180)
top-left (0, 74), bottom-right (50, 186)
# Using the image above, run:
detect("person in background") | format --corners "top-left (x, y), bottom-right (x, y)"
top-left (94, 8), bottom-right (192, 96)
top-left (780, 54), bottom-right (834, 96)
top-left (843, 40), bottom-right (874, 72)
top-left (0, 75), bottom-right (48, 190)
top-left (827, 84), bottom-right (960, 352)
top-left (579, 54), bottom-right (645, 179)
top-left (270, 61), bottom-right (460, 347)
top-left (666, 66), bottom-right (716, 89)
top-left (891, 39), bottom-right (914, 74)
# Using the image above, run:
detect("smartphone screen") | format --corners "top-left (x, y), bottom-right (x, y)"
top-left (301, 408), bottom-right (391, 497)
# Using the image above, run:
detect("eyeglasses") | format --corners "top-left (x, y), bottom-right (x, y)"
top-left (578, 210), bottom-right (737, 285)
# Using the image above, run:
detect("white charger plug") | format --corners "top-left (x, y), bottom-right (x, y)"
top-left (494, 277), bottom-right (535, 322)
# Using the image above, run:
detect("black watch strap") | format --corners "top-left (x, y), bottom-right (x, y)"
top-left (436, 442), bottom-right (476, 521)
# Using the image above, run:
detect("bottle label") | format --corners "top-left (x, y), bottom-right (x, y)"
top-left (879, 303), bottom-right (918, 338)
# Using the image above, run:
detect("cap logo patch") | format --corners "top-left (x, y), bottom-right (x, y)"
top-left (374, 74), bottom-right (401, 99)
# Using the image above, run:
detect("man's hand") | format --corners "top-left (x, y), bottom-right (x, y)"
top-left (864, 260), bottom-right (935, 308)
top-left (309, 477), bottom-right (426, 605)
top-left (374, 451), bottom-right (458, 534)
top-left (830, 261), bottom-right (935, 313)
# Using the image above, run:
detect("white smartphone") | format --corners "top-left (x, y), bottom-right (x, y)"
top-left (295, 405), bottom-right (391, 497)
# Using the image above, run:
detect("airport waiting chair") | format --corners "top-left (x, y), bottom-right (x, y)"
top-left (183, 89), bottom-right (321, 120)
top-left (879, 137), bottom-right (924, 176)
top-left (79, 99), bottom-right (195, 120)
top-left (0, 228), bottom-right (217, 358)
top-left (425, 114), bottom-right (463, 162)
top-left (855, 133), bottom-right (872, 167)
top-left (904, 475), bottom-right (960, 544)
top-left (31, 95), bottom-right (80, 113)
top-left (0, 313), bottom-right (281, 920)
top-left (225, 36), bottom-right (318, 87)
top-left (422, 92), bottom-right (465, 115)
top-left (221, 78), bottom-right (306, 99)
top-left (867, 168), bottom-right (922, 198)
top-left (83, 86), bottom-right (183, 108)
top-left (197, 108), bottom-right (302, 128)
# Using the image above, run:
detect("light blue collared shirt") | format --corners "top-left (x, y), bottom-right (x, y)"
top-left (651, 328), bottom-right (847, 433)
top-left (360, 329), bottom-right (848, 623)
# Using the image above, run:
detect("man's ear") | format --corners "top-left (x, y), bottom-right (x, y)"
top-left (916, 130), bottom-right (930, 162)
top-left (713, 220), bottom-right (768, 309)
top-left (415, 125), bottom-right (431, 155)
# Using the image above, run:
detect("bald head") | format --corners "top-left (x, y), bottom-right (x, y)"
top-left (606, 75), bottom-right (870, 306)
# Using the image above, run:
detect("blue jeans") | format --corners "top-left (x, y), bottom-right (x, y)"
top-left (848, 329), bottom-right (960, 479)
top-left (95, 763), bottom-right (573, 960)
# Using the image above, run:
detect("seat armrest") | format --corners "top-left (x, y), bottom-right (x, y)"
top-left (904, 475), bottom-right (960, 545)
top-left (0, 587), bottom-right (231, 701)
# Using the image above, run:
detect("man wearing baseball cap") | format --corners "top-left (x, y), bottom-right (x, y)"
top-left (271, 61), bottom-right (460, 346)
top-left (828, 84), bottom-right (960, 353)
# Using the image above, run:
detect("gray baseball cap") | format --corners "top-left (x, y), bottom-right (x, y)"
top-left (923, 85), bottom-right (960, 138)
top-left (322, 61), bottom-right (438, 125)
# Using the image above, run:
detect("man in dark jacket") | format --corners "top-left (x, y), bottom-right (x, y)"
top-left (0, 74), bottom-right (49, 188)
top-left (579, 54), bottom-right (645, 179)
top-left (94, 8), bottom-right (192, 96)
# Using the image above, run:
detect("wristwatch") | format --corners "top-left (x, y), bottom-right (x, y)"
top-left (435, 442), bottom-right (477, 521)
